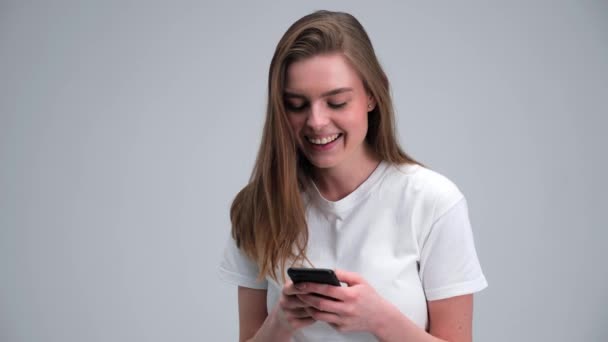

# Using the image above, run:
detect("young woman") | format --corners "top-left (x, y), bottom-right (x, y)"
top-left (218, 10), bottom-right (488, 342)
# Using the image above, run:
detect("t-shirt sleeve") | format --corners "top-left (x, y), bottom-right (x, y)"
top-left (217, 235), bottom-right (268, 290)
top-left (419, 197), bottom-right (488, 301)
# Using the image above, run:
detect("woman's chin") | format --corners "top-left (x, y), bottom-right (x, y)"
top-left (308, 157), bottom-right (341, 170)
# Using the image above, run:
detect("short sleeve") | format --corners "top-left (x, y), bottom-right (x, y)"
top-left (419, 197), bottom-right (488, 301)
top-left (217, 235), bottom-right (268, 289)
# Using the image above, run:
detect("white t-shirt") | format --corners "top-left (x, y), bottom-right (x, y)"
top-left (218, 161), bottom-right (488, 341)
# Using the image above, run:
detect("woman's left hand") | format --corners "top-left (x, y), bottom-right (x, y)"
top-left (295, 269), bottom-right (393, 334)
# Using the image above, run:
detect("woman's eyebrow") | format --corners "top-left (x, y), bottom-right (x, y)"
top-left (284, 87), bottom-right (354, 99)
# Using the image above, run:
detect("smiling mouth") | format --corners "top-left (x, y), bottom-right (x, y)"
top-left (306, 133), bottom-right (342, 145)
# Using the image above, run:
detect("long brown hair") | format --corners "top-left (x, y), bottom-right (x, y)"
top-left (230, 10), bottom-right (424, 282)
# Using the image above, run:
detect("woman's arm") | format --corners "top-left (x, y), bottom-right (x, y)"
top-left (427, 294), bottom-right (473, 341)
top-left (237, 285), bottom-right (314, 342)
top-left (237, 287), bottom-right (269, 341)
top-left (238, 287), bottom-right (292, 342)
top-left (295, 270), bottom-right (474, 342)
top-left (375, 294), bottom-right (473, 342)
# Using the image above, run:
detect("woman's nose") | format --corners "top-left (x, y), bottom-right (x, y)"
top-left (306, 103), bottom-right (330, 129)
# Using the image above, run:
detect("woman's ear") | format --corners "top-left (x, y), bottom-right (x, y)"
top-left (367, 95), bottom-right (377, 112)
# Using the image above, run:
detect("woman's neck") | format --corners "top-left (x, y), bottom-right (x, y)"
top-left (311, 144), bottom-right (381, 201)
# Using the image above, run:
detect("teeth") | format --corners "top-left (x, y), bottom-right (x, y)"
top-left (307, 133), bottom-right (340, 145)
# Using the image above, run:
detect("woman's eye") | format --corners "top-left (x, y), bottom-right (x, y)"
top-left (328, 102), bottom-right (347, 109)
top-left (285, 102), bottom-right (307, 112)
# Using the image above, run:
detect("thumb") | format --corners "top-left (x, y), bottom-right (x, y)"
top-left (334, 269), bottom-right (364, 286)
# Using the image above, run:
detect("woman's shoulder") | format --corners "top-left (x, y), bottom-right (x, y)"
top-left (388, 162), bottom-right (465, 217)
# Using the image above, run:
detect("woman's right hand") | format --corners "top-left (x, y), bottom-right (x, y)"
top-left (246, 281), bottom-right (314, 342)
top-left (273, 279), bottom-right (316, 333)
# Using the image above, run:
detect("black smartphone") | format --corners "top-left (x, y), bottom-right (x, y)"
top-left (287, 267), bottom-right (341, 286)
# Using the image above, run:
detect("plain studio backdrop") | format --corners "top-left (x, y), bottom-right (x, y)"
top-left (1, 1), bottom-right (607, 341)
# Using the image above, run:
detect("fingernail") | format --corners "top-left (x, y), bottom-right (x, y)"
top-left (296, 283), bottom-right (306, 290)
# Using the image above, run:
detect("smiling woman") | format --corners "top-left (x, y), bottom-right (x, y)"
top-left (284, 54), bottom-right (374, 172)
top-left (217, 10), bottom-right (488, 342)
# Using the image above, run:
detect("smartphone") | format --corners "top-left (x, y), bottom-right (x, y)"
top-left (287, 267), bottom-right (341, 286)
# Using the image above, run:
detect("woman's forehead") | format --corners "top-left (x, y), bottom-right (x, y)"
top-left (284, 53), bottom-right (364, 97)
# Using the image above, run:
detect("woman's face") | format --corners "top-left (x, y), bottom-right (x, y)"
top-left (284, 53), bottom-right (375, 170)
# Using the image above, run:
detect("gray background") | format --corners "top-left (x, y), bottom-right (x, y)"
top-left (1, 0), bottom-right (606, 341)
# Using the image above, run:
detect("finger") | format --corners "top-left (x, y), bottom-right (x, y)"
top-left (287, 307), bottom-right (313, 319)
top-left (283, 281), bottom-right (310, 296)
top-left (334, 269), bottom-right (364, 286)
top-left (296, 282), bottom-right (347, 301)
top-left (297, 293), bottom-right (344, 314)
top-left (281, 294), bottom-right (311, 310)
top-left (308, 308), bottom-right (342, 325)
top-left (285, 307), bottom-right (316, 330)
